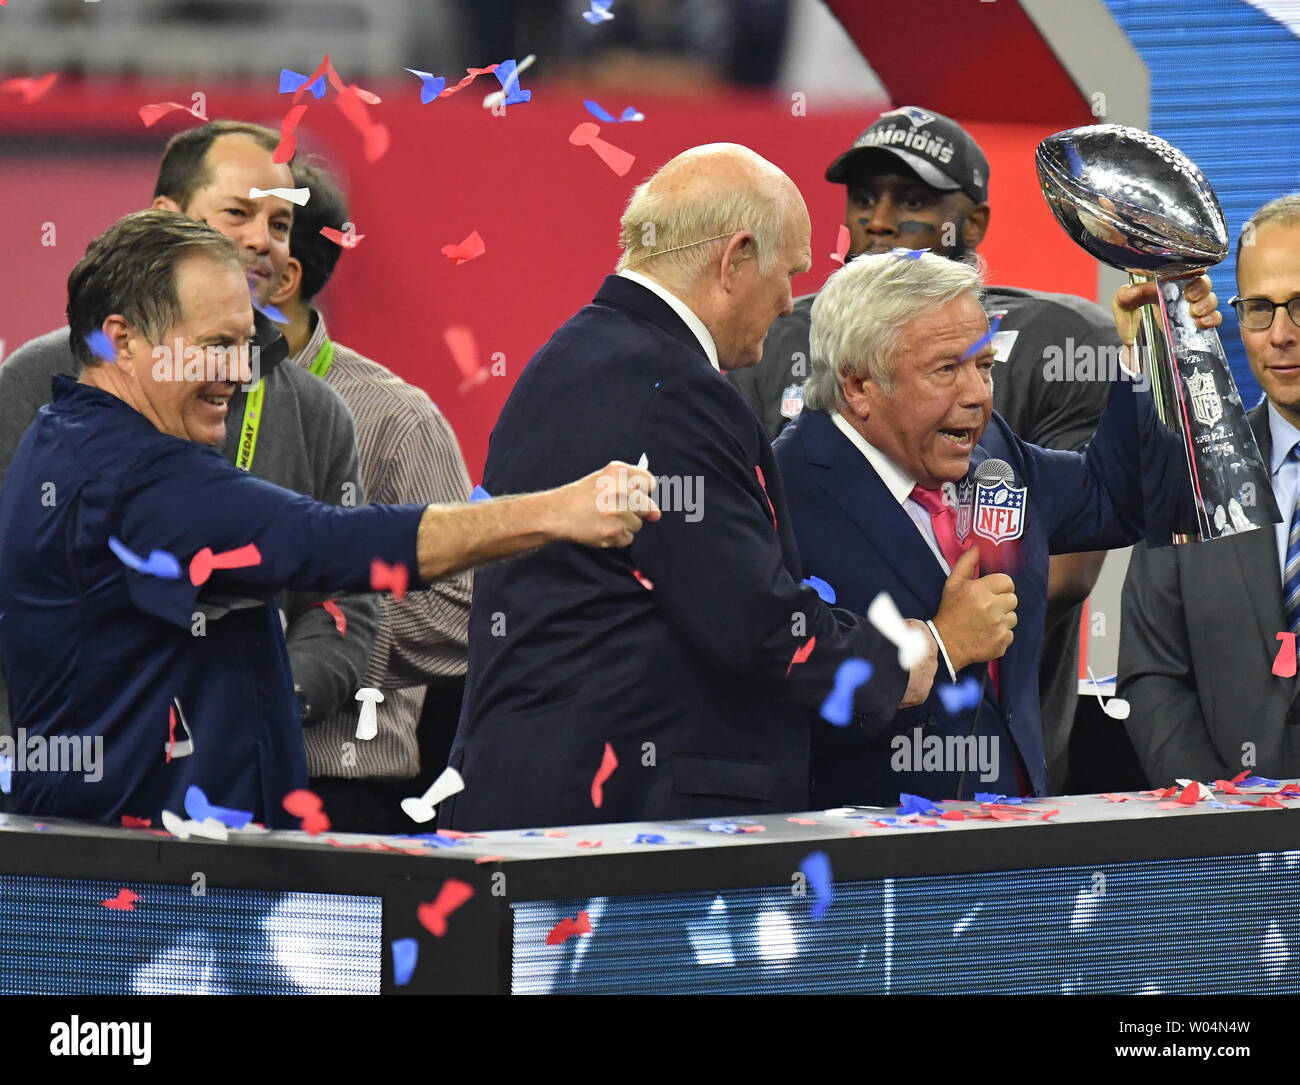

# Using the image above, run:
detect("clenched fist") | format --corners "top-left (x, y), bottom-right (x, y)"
top-left (932, 547), bottom-right (1017, 671)
top-left (560, 460), bottom-right (661, 549)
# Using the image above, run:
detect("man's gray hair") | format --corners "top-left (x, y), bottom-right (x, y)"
top-left (803, 251), bottom-right (985, 410)
top-left (1237, 193), bottom-right (1300, 264)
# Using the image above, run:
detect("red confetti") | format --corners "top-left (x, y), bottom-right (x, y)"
top-left (441, 230), bottom-right (486, 266)
top-left (283, 788), bottom-right (331, 834)
top-left (1176, 781), bottom-right (1201, 805)
top-left (577, 840), bottom-right (603, 847)
top-left (417, 879), bottom-right (475, 937)
top-left (829, 224), bottom-right (851, 266)
top-left (1039, 809), bottom-right (1060, 821)
top-left (320, 225), bottom-right (364, 249)
top-left (1244, 794), bottom-right (1287, 809)
top-left (443, 325), bottom-right (490, 393)
top-left (1100, 793), bottom-right (1129, 802)
top-left (274, 102), bottom-right (311, 163)
top-left (317, 599), bottom-right (347, 636)
top-left (543, 829), bottom-right (568, 838)
top-left (568, 122), bottom-right (635, 177)
top-left (940, 809), bottom-right (966, 821)
top-left (786, 636), bottom-right (816, 677)
top-left (331, 81), bottom-right (390, 162)
top-left (138, 100), bottom-right (208, 128)
top-left (370, 559), bottom-right (409, 601)
top-left (849, 829), bottom-right (870, 836)
top-left (739, 825), bottom-right (766, 833)
top-left (546, 911), bottom-right (593, 945)
top-left (120, 816), bottom-right (152, 828)
top-left (436, 64), bottom-right (500, 99)
top-left (2, 73), bottom-right (57, 103)
top-left (1274, 632), bottom-right (1297, 677)
top-left (632, 569), bottom-right (655, 591)
top-left (1141, 786), bottom-right (1179, 799)
top-left (189, 542), bottom-right (262, 586)
top-left (101, 888), bottom-right (139, 911)
top-left (754, 465), bottom-right (777, 531)
top-left (165, 704), bottom-right (178, 764)
top-left (590, 742), bottom-right (618, 808)
top-left (786, 817), bottom-right (818, 826)
top-left (1211, 779), bottom-right (1240, 794)
top-left (1231, 769), bottom-right (1251, 784)
top-left (474, 854), bottom-right (505, 864)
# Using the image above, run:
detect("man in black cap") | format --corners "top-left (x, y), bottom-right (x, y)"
top-left (733, 106), bottom-right (1120, 794)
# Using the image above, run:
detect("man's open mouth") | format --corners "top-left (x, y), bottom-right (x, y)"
top-left (939, 428), bottom-right (973, 448)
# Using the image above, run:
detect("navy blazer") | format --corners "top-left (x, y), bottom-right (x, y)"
top-left (773, 379), bottom-right (1150, 805)
top-left (443, 276), bottom-right (909, 831)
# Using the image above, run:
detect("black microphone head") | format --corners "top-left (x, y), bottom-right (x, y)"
top-left (972, 457), bottom-right (1016, 486)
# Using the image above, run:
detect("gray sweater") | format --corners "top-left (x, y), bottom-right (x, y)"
top-left (0, 321), bottom-right (379, 737)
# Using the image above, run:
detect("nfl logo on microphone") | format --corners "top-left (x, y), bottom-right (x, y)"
top-left (973, 478), bottom-right (1026, 543)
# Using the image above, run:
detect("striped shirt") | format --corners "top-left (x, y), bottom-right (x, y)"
top-left (295, 312), bottom-right (472, 779)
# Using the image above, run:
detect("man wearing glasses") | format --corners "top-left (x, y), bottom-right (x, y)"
top-left (1119, 194), bottom-right (1300, 785)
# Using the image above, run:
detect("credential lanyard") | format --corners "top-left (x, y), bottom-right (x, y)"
top-left (309, 338), bottom-right (335, 378)
top-left (236, 338), bottom-right (332, 471)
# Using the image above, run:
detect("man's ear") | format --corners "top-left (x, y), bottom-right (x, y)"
top-left (717, 230), bottom-right (755, 291)
top-left (151, 195), bottom-right (182, 214)
top-left (98, 314), bottom-right (137, 365)
top-left (841, 372), bottom-right (874, 421)
top-left (269, 257), bottom-right (302, 308)
top-left (965, 203), bottom-right (990, 249)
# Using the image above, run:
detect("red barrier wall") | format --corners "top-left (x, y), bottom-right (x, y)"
top-left (0, 82), bottom-right (1097, 477)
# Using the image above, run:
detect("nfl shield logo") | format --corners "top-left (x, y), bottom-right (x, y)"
top-left (954, 479), bottom-right (974, 543)
top-left (1186, 369), bottom-right (1223, 428)
top-left (780, 383), bottom-right (804, 419)
top-left (973, 479), bottom-right (1026, 543)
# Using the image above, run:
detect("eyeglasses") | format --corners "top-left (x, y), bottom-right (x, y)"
top-left (1229, 295), bottom-right (1300, 331)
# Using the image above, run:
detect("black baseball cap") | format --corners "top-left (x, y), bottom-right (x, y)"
top-left (825, 106), bottom-right (990, 204)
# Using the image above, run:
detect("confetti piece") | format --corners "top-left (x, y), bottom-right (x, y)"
top-left (1212, 779), bottom-right (1241, 794)
top-left (443, 325), bottom-right (490, 393)
top-left (1274, 632), bottom-right (1297, 678)
top-left (1100, 792), bottom-right (1129, 802)
top-left (273, 102), bottom-right (311, 164)
top-left (1244, 794), bottom-right (1287, 809)
top-left (1231, 769), bottom-right (1251, 783)
top-left (85, 330), bottom-right (115, 362)
top-left (248, 185), bottom-right (311, 206)
top-left (282, 788), bottom-right (330, 834)
top-left (442, 230), bottom-right (486, 265)
top-left (568, 122), bottom-right (635, 177)
top-left (189, 542), bottom-right (261, 587)
top-left (891, 247), bottom-right (928, 259)
top-left (819, 658), bottom-right (873, 726)
top-left (543, 829), bottom-right (567, 838)
top-left (800, 850), bottom-right (833, 919)
top-left (324, 63), bottom-right (389, 162)
top-left (253, 297), bottom-right (289, 324)
top-left (165, 699), bottom-right (194, 762)
top-left (937, 676), bottom-right (982, 714)
top-left (278, 69), bottom-right (327, 98)
top-left (0, 754), bottom-right (10, 795)
top-left (802, 575), bottom-right (836, 604)
top-left (320, 225), bottom-right (364, 249)
top-left (138, 100), bottom-right (208, 128)
top-left (632, 833), bottom-right (667, 845)
top-left (316, 599), bottom-right (347, 635)
top-left (547, 911), bottom-right (593, 945)
top-left (899, 793), bottom-right (942, 816)
top-left (401, 766), bottom-right (465, 824)
top-left (1176, 781), bottom-right (1200, 805)
top-left (108, 536), bottom-right (181, 579)
top-left (1, 73), bottom-right (57, 103)
top-left (484, 56), bottom-right (533, 108)
top-left (591, 742), bottom-right (618, 808)
top-left (391, 938), bottom-right (418, 986)
top-left (370, 559), bottom-right (409, 601)
top-left (417, 879), bottom-right (475, 937)
top-left (470, 485), bottom-right (492, 503)
top-left (1039, 809), bottom-right (1060, 821)
top-left (1240, 775), bottom-right (1281, 787)
top-left (940, 809), bottom-right (966, 821)
top-left (1175, 779), bottom-right (1215, 801)
top-left (101, 888), bottom-right (139, 911)
top-left (787, 817), bottom-right (819, 826)
top-left (120, 816), bottom-right (151, 828)
top-left (960, 313), bottom-right (1003, 360)
top-left (829, 224), bottom-right (851, 266)
top-left (636, 452), bottom-right (649, 471)
top-left (866, 591), bottom-right (930, 669)
top-left (786, 636), bottom-right (816, 678)
top-left (754, 465), bottom-right (777, 530)
top-left (583, 0), bottom-right (615, 23)
top-left (405, 68), bottom-right (448, 103)
top-left (354, 687), bottom-right (384, 741)
top-left (583, 100), bottom-right (643, 123)
top-left (184, 784), bottom-right (254, 829)
top-left (474, 854), bottom-right (506, 864)
top-left (632, 569), bottom-right (654, 591)
top-left (577, 840), bottom-right (603, 848)
top-left (1084, 666), bottom-right (1131, 719)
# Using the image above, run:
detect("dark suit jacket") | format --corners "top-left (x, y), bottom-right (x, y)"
top-left (1119, 401), bottom-right (1300, 784)
top-left (442, 276), bottom-right (909, 831)
top-left (773, 381), bottom-right (1149, 806)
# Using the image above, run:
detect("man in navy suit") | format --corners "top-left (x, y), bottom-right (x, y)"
top-left (773, 250), bottom-right (1220, 805)
top-left (444, 145), bottom-right (962, 832)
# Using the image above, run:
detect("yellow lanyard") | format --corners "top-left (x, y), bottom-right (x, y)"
top-left (236, 379), bottom-right (264, 472)
top-left (309, 338), bottom-right (334, 378)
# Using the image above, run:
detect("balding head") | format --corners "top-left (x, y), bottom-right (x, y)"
top-left (616, 143), bottom-right (811, 370)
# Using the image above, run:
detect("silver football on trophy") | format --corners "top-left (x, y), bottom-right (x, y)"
top-left (1036, 124), bottom-right (1229, 276)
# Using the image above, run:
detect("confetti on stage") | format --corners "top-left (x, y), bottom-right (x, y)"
top-left (282, 788), bottom-right (330, 834)
top-left (401, 766), bottom-right (465, 824)
top-left (183, 784), bottom-right (254, 829)
top-left (418, 879), bottom-right (475, 937)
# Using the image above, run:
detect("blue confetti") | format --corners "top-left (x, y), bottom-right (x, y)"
top-left (470, 485), bottom-right (492, 503)
top-left (493, 59), bottom-right (531, 105)
top-left (818, 658), bottom-right (873, 726)
top-left (253, 298), bottom-right (288, 325)
top-left (890, 247), bottom-right (928, 259)
top-left (183, 784), bottom-right (254, 830)
top-left (85, 330), bottom-right (115, 362)
top-left (937, 676), bottom-right (982, 714)
top-left (974, 792), bottom-right (1027, 805)
top-left (1240, 776), bottom-right (1280, 787)
top-left (278, 68), bottom-right (327, 98)
top-left (960, 313), bottom-right (1004, 361)
top-left (583, 0), bottom-right (615, 23)
top-left (0, 754), bottom-right (10, 795)
top-left (631, 833), bottom-right (667, 844)
top-left (801, 575), bottom-right (836, 604)
top-left (392, 938), bottom-right (418, 986)
top-left (800, 850), bottom-right (834, 919)
top-left (583, 100), bottom-right (643, 123)
top-left (405, 68), bottom-right (447, 104)
top-left (703, 822), bottom-right (747, 834)
top-left (898, 792), bottom-right (942, 816)
top-left (107, 536), bottom-right (182, 579)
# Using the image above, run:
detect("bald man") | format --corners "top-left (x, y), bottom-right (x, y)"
top-left (443, 144), bottom-right (949, 832)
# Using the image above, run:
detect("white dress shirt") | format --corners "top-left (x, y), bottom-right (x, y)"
top-left (617, 268), bottom-right (720, 372)
top-left (1268, 401), bottom-right (1300, 579)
